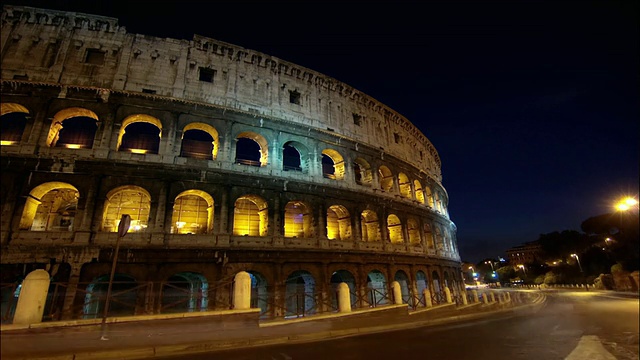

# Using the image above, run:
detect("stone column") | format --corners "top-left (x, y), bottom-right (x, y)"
top-left (317, 200), bottom-right (326, 240)
top-left (13, 269), bottom-right (50, 325)
top-left (77, 176), bottom-right (101, 232)
top-left (353, 207), bottom-right (362, 242)
top-left (218, 189), bottom-right (229, 234)
top-left (60, 263), bottom-right (83, 320)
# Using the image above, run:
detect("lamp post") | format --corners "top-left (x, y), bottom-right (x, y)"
top-left (517, 264), bottom-right (527, 276)
top-left (484, 260), bottom-right (495, 271)
top-left (570, 253), bottom-right (583, 273)
top-left (100, 214), bottom-right (130, 340)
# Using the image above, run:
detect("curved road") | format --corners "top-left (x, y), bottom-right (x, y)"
top-left (159, 290), bottom-right (639, 360)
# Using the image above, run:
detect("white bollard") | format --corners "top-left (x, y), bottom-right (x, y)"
top-left (13, 269), bottom-right (50, 325)
top-left (472, 289), bottom-right (479, 303)
top-left (444, 287), bottom-right (453, 304)
top-left (391, 281), bottom-right (403, 305)
top-left (423, 289), bottom-right (433, 307)
top-left (338, 282), bottom-right (352, 313)
top-left (233, 271), bottom-right (252, 310)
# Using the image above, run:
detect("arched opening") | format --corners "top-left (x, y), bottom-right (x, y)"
top-left (83, 274), bottom-right (137, 319)
top-left (282, 142), bottom-right (301, 171)
top-left (407, 218), bottom-right (421, 245)
top-left (235, 132), bottom-right (268, 166)
top-left (366, 270), bottom-right (388, 306)
top-left (330, 270), bottom-right (357, 309)
top-left (435, 226), bottom-right (445, 251)
top-left (387, 214), bottom-right (404, 244)
top-left (416, 270), bottom-right (427, 304)
top-left (47, 108), bottom-right (99, 149)
top-left (284, 201), bottom-right (312, 238)
top-left (101, 186), bottom-right (151, 232)
top-left (160, 272), bottom-right (208, 313)
top-left (326, 205), bottom-right (351, 241)
top-left (353, 157), bottom-right (372, 186)
top-left (443, 271), bottom-right (451, 288)
top-left (285, 271), bottom-right (316, 318)
top-left (432, 271), bottom-right (441, 294)
top-left (378, 166), bottom-right (394, 192)
top-left (171, 190), bottom-right (214, 234)
top-left (425, 187), bottom-right (435, 208)
top-left (413, 180), bottom-right (425, 204)
top-left (117, 114), bottom-right (162, 154)
top-left (248, 271), bottom-right (269, 317)
top-left (398, 173), bottom-right (411, 199)
top-left (360, 210), bottom-right (381, 242)
top-left (19, 182), bottom-right (79, 231)
top-left (0, 103), bottom-right (29, 145)
top-left (321, 149), bottom-right (345, 180)
top-left (180, 128), bottom-right (215, 160)
top-left (233, 195), bottom-right (268, 236)
top-left (424, 223), bottom-right (435, 249)
top-left (394, 270), bottom-right (411, 304)
top-left (435, 191), bottom-right (443, 213)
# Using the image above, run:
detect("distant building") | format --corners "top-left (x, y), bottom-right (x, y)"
top-left (506, 241), bottom-right (542, 266)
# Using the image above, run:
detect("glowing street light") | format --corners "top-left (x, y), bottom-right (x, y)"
top-left (484, 260), bottom-right (495, 271)
top-left (615, 197), bottom-right (638, 211)
top-left (571, 253), bottom-right (583, 272)
top-left (517, 264), bottom-right (527, 275)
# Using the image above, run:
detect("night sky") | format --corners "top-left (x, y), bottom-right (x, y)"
top-left (7, 1), bottom-right (639, 263)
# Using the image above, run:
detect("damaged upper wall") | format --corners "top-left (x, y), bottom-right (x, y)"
top-left (0, 5), bottom-right (443, 181)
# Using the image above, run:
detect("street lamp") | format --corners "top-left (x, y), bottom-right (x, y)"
top-left (571, 253), bottom-right (583, 273)
top-left (615, 197), bottom-right (638, 211)
top-left (517, 264), bottom-right (527, 276)
top-left (484, 260), bottom-right (495, 271)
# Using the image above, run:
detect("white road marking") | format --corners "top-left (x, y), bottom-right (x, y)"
top-left (565, 335), bottom-right (617, 360)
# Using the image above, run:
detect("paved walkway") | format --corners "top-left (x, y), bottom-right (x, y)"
top-left (1, 291), bottom-right (547, 360)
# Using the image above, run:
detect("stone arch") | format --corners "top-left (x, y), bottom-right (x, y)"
top-left (101, 185), bottom-right (151, 232)
top-left (235, 131), bottom-right (268, 166)
top-left (233, 194), bottom-right (268, 236)
top-left (443, 271), bottom-right (451, 288)
top-left (360, 209), bottom-right (381, 242)
top-left (327, 205), bottom-right (351, 241)
top-left (378, 165), bottom-right (394, 192)
top-left (398, 173), bottom-right (412, 199)
top-left (83, 274), bottom-right (137, 319)
top-left (284, 201), bottom-right (312, 238)
top-left (0, 102), bottom-right (29, 145)
top-left (19, 182), bottom-right (79, 231)
top-left (387, 214), bottom-right (404, 244)
top-left (434, 225), bottom-right (445, 251)
top-left (47, 107), bottom-right (99, 149)
top-left (321, 148), bottom-right (345, 180)
top-left (171, 190), bottom-right (214, 234)
top-left (247, 271), bottom-right (269, 317)
top-left (181, 122), bottom-right (219, 160)
top-left (416, 270), bottom-right (428, 297)
top-left (117, 114), bottom-right (162, 154)
top-left (285, 270), bottom-right (316, 317)
top-left (425, 186), bottom-right (435, 208)
top-left (353, 157), bottom-right (373, 186)
top-left (366, 270), bottom-right (388, 306)
top-left (407, 217), bottom-right (421, 245)
top-left (330, 270), bottom-right (357, 309)
top-left (413, 180), bottom-right (425, 204)
top-left (424, 222), bottom-right (435, 249)
top-left (160, 272), bottom-right (209, 313)
top-left (431, 270), bottom-right (441, 293)
top-left (394, 270), bottom-right (411, 304)
top-left (435, 191), bottom-right (443, 213)
top-left (283, 140), bottom-right (310, 172)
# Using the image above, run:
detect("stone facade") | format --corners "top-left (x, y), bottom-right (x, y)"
top-left (0, 5), bottom-right (461, 321)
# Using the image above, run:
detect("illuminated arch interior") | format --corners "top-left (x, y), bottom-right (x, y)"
top-left (102, 185), bottom-right (151, 232)
top-left (353, 157), bottom-right (373, 186)
top-left (161, 272), bottom-right (209, 312)
top-left (171, 190), bottom-right (214, 234)
top-left (326, 205), bottom-right (351, 241)
top-left (416, 270), bottom-right (428, 295)
top-left (19, 182), bottom-right (79, 231)
top-left (378, 166), bottom-right (394, 192)
top-left (435, 191), bottom-right (443, 213)
top-left (233, 194), bottom-right (268, 236)
top-left (398, 173), bottom-right (411, 199)
top-left (424, 223), bottom-right (435, 249)
top-left (367, 270), bottom-right (388, 305)
top-left (181, 122), bottom-right (219, 160)
top-left (407, 218), bottom-right (421, 245)
top-left (236, 131), bottom-right (268, 166)
top-left (321, 149), bottom-right (345, 180)
top-left (387, 214), bottom-right (404, 244)
top-left (361, 210), bottom-right (380, 242)
top-left (46, 107), bottom-right (98, 148)
top-left (117, 114), bottom-right (163, 154)
top-left (284, 201), bottom-right (312, 238)
top-left (394, 270), bottom-right (410, 304)
top-left (0, 103), bottom-right (29, 145)
top-left (413, 180), bottom-right (425, 204)
top-left (285, 270), bottom-right (316, 317)
top-left (434, 226), bottom-right (444, 250)
top-left (425, 187), bottom-right (435, 208)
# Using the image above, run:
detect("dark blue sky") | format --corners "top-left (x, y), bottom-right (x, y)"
top-left (9, 1), bottom-right (639, 262)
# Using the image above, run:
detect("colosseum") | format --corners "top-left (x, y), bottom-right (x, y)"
top-left (0, 5), bottom-right (461, 322)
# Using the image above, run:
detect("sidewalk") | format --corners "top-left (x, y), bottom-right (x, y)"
top-left (1, 292), bottom-right (547, 360)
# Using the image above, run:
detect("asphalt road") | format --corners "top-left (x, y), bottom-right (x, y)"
top-left (158, 290), bottom-right (639, 360)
